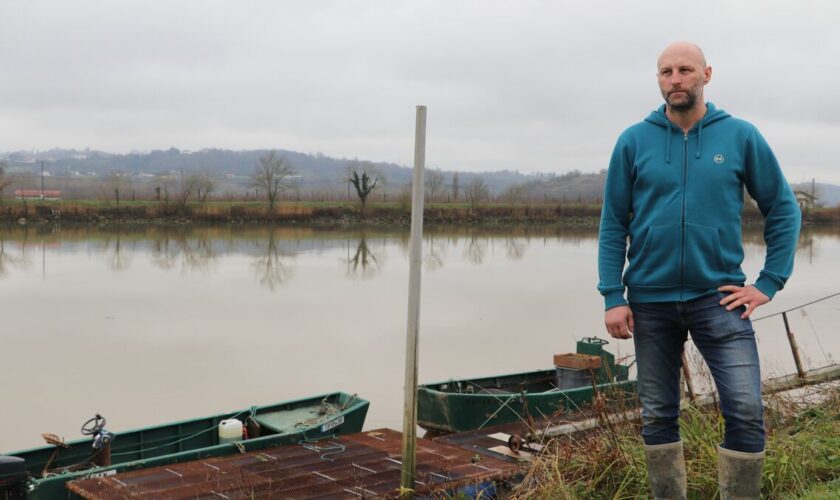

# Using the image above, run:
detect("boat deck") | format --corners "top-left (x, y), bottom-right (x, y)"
top-left (67, 429), bottom-right (520, 499)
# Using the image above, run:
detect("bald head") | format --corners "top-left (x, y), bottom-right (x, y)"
top-left (656, 42), bottom-right (712, 118)
top-left (658, 42), bottom-right (707, 70)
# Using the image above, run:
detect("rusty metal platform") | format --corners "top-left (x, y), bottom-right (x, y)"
top-left (67, 429), bottom-right (520, 499)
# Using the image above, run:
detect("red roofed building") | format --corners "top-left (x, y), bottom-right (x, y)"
top-left (14, 189), bottom-right (61, 200)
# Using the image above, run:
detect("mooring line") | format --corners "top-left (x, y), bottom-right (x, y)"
top-left (752, 290), bottom-right (840, 321)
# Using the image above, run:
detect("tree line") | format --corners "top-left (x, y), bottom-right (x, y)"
top-left (0, 154), bottom-right (606, 208)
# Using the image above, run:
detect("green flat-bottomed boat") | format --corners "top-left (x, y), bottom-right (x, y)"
top-left (418, 338), bottom-right (637, 434)
top-left (0, 392), bottom-right (368, 499)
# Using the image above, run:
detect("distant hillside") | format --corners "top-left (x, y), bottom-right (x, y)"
top-left (511, 170), bottom-right (606, 203)
top-left (3, 148), bottom-right (837, 206)
top-left (2, 148), bottom-right (532, 198)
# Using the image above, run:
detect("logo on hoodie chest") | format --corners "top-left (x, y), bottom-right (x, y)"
top-left (713, 154), bottom-right (725, 164)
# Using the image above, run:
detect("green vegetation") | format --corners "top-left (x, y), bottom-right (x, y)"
top-left (2, 198), bottom-right (838, 227)
top-left (0, 199), bottom-right (604, 227)
top-left (509, 385), bottom-right (840, 499)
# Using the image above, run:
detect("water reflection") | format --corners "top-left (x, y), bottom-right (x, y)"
top-left (505, 237), bottom-right (527, 260)
top-left (424, 233), bottom-right (447, 271)
top-left (464, 234), bottom-right (487, 264)
top-left (0, 238), bottom-right (30, 276)
top-left (151, 234), bottom-right (216, 274)
top-left (103, 234), bottom-right (132, 271)
top-left (252, 230), bottom-right (295, 290)
top-left (0, 224), bottom-right (838, 453)
top-left (0, 225), bottom-right (835, 286)
top-left (344, 235), bottom-right (383, 280)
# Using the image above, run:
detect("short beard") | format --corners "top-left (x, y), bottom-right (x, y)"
top-left (666, 92), bottom-right (697, 112)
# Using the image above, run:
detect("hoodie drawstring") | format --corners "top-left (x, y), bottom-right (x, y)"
top-left (665, 122), bottom-right (672, 163)
top-left (695, 120), bottom-right (704, 159)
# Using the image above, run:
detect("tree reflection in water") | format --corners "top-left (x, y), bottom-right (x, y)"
top-left (345, 235), bottom-right (383, 280)
top-left (424, 233), bottom-right (447, 271)
top-left (151, 233), bottom-right (217, 274)
top-left (505, 237), bottom-right (527, 260)
top-left (252, 231), bottom-right (294, 290)
top-left (0, 237), bottom-right (31, 277)
top-left (464, 233), bottom-right (487, 264)
top-left (103, 233), bottom-right (132, 271)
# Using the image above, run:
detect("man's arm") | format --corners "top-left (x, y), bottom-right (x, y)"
top-left (723, 128), bottom-right (801, 316)
top-left (598, 137), bottom-right (633, 310)
top-left (598, 137), bottom-right (636, 338)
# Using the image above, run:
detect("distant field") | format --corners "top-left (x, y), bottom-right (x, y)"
top-left (0, 198), bottom-right (837, 226)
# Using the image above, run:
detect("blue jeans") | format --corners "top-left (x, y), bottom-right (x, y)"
top-left (631, 292), bottom-right (765, 453)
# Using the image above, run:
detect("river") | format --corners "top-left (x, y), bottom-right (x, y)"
top-left (1, 225), bottom-right (838, 452)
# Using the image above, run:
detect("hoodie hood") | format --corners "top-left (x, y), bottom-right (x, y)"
top-left (644, 102), bottom-right (731, 163)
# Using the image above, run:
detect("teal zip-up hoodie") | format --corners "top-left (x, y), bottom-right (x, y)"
top-left (597, 103), bottom-right (801, 309)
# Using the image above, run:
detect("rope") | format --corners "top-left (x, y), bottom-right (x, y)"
top-left (456, 378), bottom-right (531, 430)
top-left (299, 440), bottom-right (346, 462)
top-left (752, 290), bottom-right (840, 321)
top-left (109, 408), bottom-right (252, 458)
top-left (801, 309), bottom-right (831, 363)
top-left (476, 394), bottom-right (519, 430)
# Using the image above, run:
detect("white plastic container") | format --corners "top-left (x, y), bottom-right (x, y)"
top-left (218, 418), bottom-right (243, 444)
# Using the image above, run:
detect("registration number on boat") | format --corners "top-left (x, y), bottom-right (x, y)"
top-left (321, 416), bottom-right (344, 432)
top-left (88, 469), bottom-right (117, 478)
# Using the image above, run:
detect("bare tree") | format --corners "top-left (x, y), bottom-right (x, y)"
top-left (252, 151), bottom-right (296, 209)
top-left (502, 184), bottom-right (528, 205)
top-left (106, 171), bottom-right (130, 206)
top-left (175, 171), bottom-right (200, 208)
top-left (195, 171), bottom-right (216, 202)
top-left (451, 171), bottom-right (460, 202)
top-left (154, 172), bottom-right (176, 206)
top-left (466, 177), bottom-right (489, 209)
top-left (425, 169), bottom-right (444, 205)
top-left (0, 162), bottom-right (12, 200)
top-left (349, 162), bottom-right (384, 207)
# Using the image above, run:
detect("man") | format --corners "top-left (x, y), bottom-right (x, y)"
top-left (597, 42), bottom-right (800, 499)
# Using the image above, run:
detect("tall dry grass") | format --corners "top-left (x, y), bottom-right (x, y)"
top-left (509, 384), bottom-right (840, 499)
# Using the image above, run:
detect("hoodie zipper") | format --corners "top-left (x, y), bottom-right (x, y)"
top-left (680, 132), bottom-right (688, 301)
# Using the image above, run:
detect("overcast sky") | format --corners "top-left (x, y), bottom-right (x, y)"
top-left (1, 1), bottom-right (838, 183)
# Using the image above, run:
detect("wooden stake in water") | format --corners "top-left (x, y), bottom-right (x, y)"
top-left (400, 105), bottom-right (426, 496)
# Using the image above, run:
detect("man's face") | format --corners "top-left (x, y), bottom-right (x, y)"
top-left (657, 48), bottom-right (710, 112)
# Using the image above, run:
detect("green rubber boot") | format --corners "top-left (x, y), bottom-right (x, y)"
top-left (718, 445), bottom-right (764, 499)
top-left (644, 441), bottom-right (687, 500)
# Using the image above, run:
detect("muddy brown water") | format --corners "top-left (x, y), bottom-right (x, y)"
top-left (1, 225), bottom-right (838, 452)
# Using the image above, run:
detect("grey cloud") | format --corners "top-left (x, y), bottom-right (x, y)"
top-left (1, 0), bottom-right (839, 183)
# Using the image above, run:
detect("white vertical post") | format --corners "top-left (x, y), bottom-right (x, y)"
top-left (400, 105), bottom-right (426, 495)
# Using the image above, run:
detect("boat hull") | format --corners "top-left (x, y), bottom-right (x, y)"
top-left (5, 392), bottom-right (368, 499)
top-left (418, 372), bottom-right (636, 434)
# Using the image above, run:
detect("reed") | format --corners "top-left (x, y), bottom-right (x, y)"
top-left (509, 384), bottom-right (840, 499)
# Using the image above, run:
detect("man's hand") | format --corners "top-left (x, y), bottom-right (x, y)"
top-left (718, 285), bottom-right (770, 319)
top-left (605, 305), bottom-right (634, 339)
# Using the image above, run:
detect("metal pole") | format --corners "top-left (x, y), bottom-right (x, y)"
top-left (41, 161), bottom-right (45, 198)
top-left (782, 312), bottom-right (806, 379)
top-left (400, 105), bottom-right (426, 496)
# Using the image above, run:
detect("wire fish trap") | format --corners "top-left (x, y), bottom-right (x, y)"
top-left (68, 429), bottom-right (519, 499)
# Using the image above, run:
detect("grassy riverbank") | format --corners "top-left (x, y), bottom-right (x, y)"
top-left (0, 199), bottom-right (603, 227)
top-left (509, 384), bottom-right (840, 499)
top-left (4, 198), bottom-right (839, 227)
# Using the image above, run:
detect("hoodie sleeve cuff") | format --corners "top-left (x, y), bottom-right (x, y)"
top-left (603, 290), bottom-right (628, 310)
top-left (754, 275), bottom-right (780, 301)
